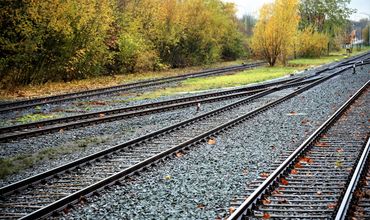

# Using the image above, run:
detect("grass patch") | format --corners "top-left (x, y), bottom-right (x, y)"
top-left (133, 66), bottom-right (303, 100)
top-left (15, 113), bottom-right (58, 124)
top-left (289, 47), bottom-right (370, 66)
top-left (0, 136), bottom-right (108, 179)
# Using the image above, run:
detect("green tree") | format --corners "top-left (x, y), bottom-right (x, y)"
top-left (299, 0), bottom-right (355, 52)
top-left (363, 25), bottom-right (369, 45)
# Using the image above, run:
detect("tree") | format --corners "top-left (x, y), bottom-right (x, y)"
top-left (299, 0), bottom-right (355, 52)
top-left (363, 25), bottom-right (370, 46)
top-left (240, 14), bottom-right (257, 37)
top-left (0, 0), bottom-right (115, 87)
top-left (251, 0), bottom-right (299, 66)
top-left (297, 26), bottom-right (329, 57)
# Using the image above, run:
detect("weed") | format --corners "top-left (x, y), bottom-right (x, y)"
top-left (15, 113), bottom-right (57, 124)
top-left (0, 136), bottom-right (109, 179)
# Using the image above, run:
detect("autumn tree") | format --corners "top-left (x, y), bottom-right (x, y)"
top-left (0, 0), bottom-right (115, 87)
top-left (251, 0), bottom-right (300, 66)
top-left (297, 26), bottom-right (329, 57)
top-left (0, 0), bottom-right (246, 88)
top-left (299, 0), bottom-right (355, 52)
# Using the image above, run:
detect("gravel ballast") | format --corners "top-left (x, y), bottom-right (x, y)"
top-left (56, 66), bottom-right (370, 219)
top-left (0, 86), bottom-right (292, 186)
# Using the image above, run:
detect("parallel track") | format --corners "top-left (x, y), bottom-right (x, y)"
top-left (2, 52), bottom-right (368, 142)
top-left (0, 62), bottom-right (264, 113)
top-left (227, 80), bottom-right (369, 219)
top-left (335, 138), bottom-right (370, 219)
top-left (0, 64), bottom-right (353, 219)
top-left (0, 76), bottom-right (309, 142)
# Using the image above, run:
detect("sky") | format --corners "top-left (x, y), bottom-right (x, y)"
top-left (222, 0), bottom-right (370, 21)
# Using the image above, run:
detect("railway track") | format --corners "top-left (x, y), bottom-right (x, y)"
top-left (0, 62), bottom-right (264, 113)
top-left (2, 52), bottom-right (368, 143)
top-left (0, 63), bottom-right (354, 219)
top-left (227, 80), bottom-right (369, 219)
top-left (0, 76), bottom-right (311, 142)
top-left (335, 136), bottom-right (370, 219)
top-left (1, 51), bottom-right (367, 114)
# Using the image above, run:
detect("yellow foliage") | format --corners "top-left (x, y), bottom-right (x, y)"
top-left (297, 26), bottom-right (329, 57)
top-left (251, 0), bottom-right (299, 66)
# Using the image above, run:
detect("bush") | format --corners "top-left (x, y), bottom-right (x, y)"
top-left (298, 26), bottom-right (329, 57)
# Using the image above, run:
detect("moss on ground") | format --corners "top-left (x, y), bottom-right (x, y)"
top-left (0, 136), bottom-right (109, 179)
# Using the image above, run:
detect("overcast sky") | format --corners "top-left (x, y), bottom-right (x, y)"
top-left (222, 0), bottom-right (370, 21)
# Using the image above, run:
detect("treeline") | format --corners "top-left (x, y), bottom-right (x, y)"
top-left (251, 0), bottom-right (354, 66)
top-left (0, 0), bottom-right (246, 88)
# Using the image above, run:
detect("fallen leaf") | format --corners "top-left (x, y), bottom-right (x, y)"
top-left (263, 212), bottom-right (271, 219)
top-left (208, 138), bottom-right (216, 145)
top-left (259, 172), bottom-right (270, 179)
top-left (294, 162), bottom-right (303, 168)
top-left (290, 169), bottom-right (298, 175)
top-left (288, 111), bottom-right (297, 115)
top-left (316, 142), bottom-right (328, 147)
top-left (99, 113), bottom-right (105, 118)
top-left (301, 119), bottom-right (310, 125)
top-left (59, 128), bottom-right (64, 133)
top-left (175, 152), bottom-right (184, 158)
top-left (316, 191), bottom-right (322, 195)
top-left (79, 196), bottom-right (87, 204)
top-left (164, 175), bottom-right (171, 180)
top-left (335, 161), bottom-right (343, 168)
top-left (262, 199), bottom-right (271, 205)
top-left (229, 207), bottom-right (236, 214)
top-left (197, 203), bottom-right (205, 209)
top-left (277, 199), bottom-right (289, 204)
top-left (300, 157), bottom-right (313, 164)
top-left (327, 203), bottom-right (336, 209)
top-left (63, 207), bottom-right (71, 214)
top-left (280, 178), bottom-right (289, 185)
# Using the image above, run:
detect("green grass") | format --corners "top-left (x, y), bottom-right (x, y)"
top-left (0, 136), bottom-right (108, 179)
top-left (289, 46), bottom-right (370, 66)
top-left (15, 113), bottom-right (58, 124)
top-left (133, 66), bottom-right (304, 100)
top-left (132, 47), bottom-right (370, 101)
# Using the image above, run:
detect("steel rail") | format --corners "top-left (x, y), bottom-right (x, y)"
top-left (0, 83), bottom-right (291, 195)
top-left (228, 79), bottom-right (369, 220)
top-left (4, 55), bottom-right (367, 142)
top-left (0, 62), bottom-right (264, 113)
top-left (0, 75), bottom-right (301, 134)
top-left (0, 66), bottom-right (351, 219)
top-left (335, 138), bottom-right (370, 220)
top-left (329, 51), bottom-right (370, 69)
top-left (0, 77), bottom-right (317, 142)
